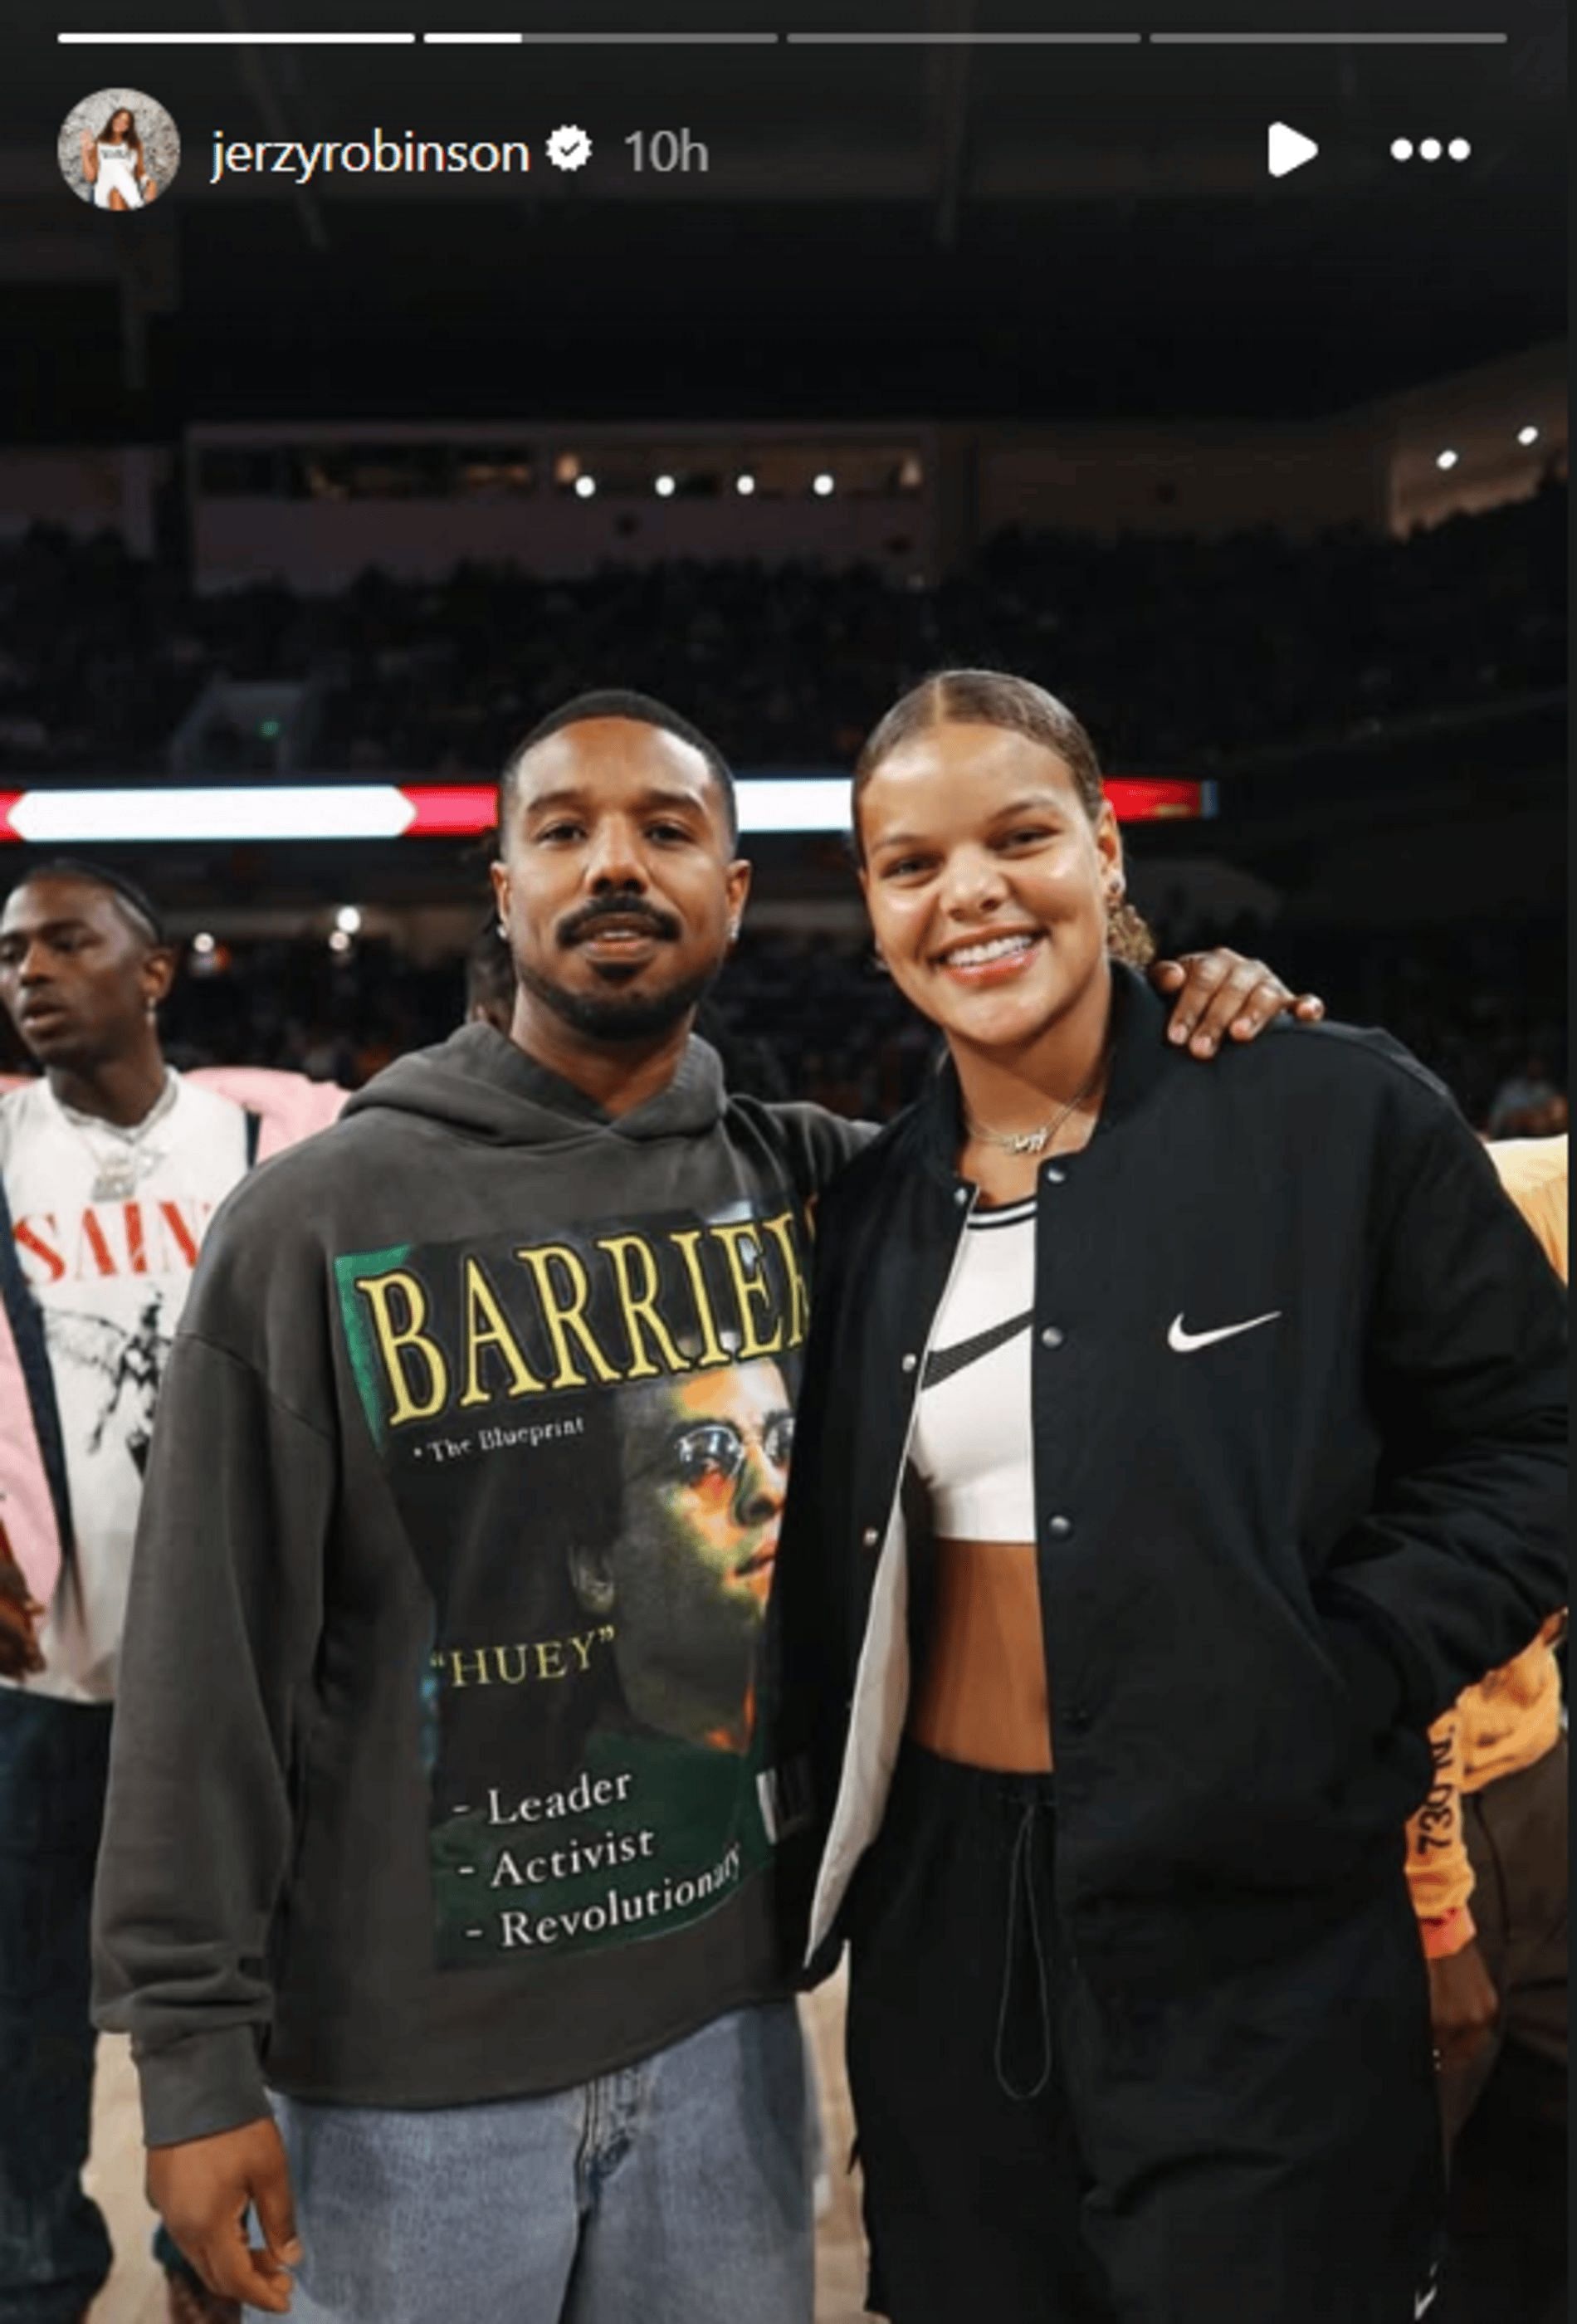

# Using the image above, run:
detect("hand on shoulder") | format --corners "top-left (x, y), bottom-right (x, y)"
top-left (1148, 947), bottom-right (1324, 1059)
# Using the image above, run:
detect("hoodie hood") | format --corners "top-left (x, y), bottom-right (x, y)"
top-left (342, 1022), bottom-right (728, 1150)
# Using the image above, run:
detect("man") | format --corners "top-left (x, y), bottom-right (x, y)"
top-left (569, 1358), bottom-right (793, 1752)
top-left (1411, 1134), bottom-right (1568, 2324)
top-left (0, 861), bottom-right (343, 2324)
top-left (90, 692), bottom-right (1319, 2322)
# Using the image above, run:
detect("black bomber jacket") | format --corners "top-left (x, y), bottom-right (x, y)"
top-left (767, 969), bottom-right (1568, 1995)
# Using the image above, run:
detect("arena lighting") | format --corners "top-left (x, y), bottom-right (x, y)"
top-left (1518, 424), bottom-right (1541, 447)
top-left (2, 787), bottom-right (415, 842)
top-left (0, 778), bottom-right (1213, 843)
top-left (735, 473), bottom-right (756, 496)
top-left (192, 931), bottom-right (216, 954)
top-left (328, 930), bottom-right (354, 955)
top-left (574, 474), bottom-right (598, 499)
top-left (813, 472), bottom-right (836, 497)
top-left (654, 473), bottom-right (676, 497)
top-left (334, 904), bottom-right (363, 935)
top-left (1435, 449), bottom-right (1460, 471)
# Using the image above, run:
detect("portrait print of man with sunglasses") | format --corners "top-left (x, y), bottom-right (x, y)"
top-left (569, 1359), bottom-right (793, 1755)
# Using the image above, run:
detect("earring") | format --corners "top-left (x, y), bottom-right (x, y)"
top-left (727, 922), bottom-right (740, 942)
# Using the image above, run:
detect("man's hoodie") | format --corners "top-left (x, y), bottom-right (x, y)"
top-left (91, 1026), bottom-right (864, 2146)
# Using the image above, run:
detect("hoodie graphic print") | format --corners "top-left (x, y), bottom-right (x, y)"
top-left (95, 1026), bottom-right (867, 2135)
top-left (333, 1111), bottom-right (813, 1970)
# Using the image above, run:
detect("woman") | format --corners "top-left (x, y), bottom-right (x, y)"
top-left (769, 671), bottom-right (1567, 2323)
top-left (81, 108), bottom-right (157, 210)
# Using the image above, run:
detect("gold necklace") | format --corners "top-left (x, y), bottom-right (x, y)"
top-left (964, 1050), bottom-right (1109, 1157)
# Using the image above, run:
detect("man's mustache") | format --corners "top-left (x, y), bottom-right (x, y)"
top-left (559, 898), bottom-right (681, 945)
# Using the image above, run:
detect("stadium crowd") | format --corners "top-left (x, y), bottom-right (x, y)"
top-left (0, 915), bottom-right (1549, 1144)
top-left (0, 482), bottom-right (1565, 777)
top-left (0, 488), bottom-right (1563, 1133)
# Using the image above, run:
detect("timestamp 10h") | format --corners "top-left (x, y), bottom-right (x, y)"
top-left (626, 128), bottom-right (710, 174)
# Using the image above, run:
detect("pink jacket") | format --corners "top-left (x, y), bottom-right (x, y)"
top-left (0, 1068), bottom-right (346, 1609)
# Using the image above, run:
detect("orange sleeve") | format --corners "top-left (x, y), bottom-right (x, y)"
top-left (1404, 1137), bottom-right (1563, 1957)
top-left (1405, 1705), bottom-right (1476, 1930)
top-left (1489, 1136), bottom-right (1569, 1281)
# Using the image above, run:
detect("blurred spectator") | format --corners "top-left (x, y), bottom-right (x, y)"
top-left (1489, 1056), bottom-right (1566, 1138)
top-left (98, 916), bottom-right (1557, 1140)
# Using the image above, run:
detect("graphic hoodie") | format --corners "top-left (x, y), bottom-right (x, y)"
top-left (91, 1026), bottom-right (866, 2146)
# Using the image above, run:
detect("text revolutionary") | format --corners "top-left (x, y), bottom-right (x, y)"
top-left (495, 1844), bottom-right (745, 1950)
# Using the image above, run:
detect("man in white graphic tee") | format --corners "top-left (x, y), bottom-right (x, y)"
top-left (0, 861), bottom-right (342, 2324)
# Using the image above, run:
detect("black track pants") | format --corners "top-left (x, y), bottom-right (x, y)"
top-left (845, 1743), bottom-right (1444, 2324)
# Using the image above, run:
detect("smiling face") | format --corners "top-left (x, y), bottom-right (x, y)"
top-left (491, 717), bottom-right (749, 1048)
top-left (0, 874), bottom-right (173, 1074)
top-left (857, 719), bottom-right (1123, 1058)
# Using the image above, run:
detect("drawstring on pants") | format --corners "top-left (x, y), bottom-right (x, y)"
top-left (994, 1794), bottom-right (1053, 2101)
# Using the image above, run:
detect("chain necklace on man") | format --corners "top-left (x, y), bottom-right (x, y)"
top-left (57, 1071), bottom-right (178, 1203)
top-left (964, 1047), bottom-right (1110, 1158)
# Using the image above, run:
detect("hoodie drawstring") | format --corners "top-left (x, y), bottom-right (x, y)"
top-left (994, 1794), bottom-right (1053, 2101)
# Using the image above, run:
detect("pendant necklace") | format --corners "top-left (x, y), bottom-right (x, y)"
top-left (964, 1048), bottom-right (1109, 1158)
top-left (59, 1072), bottom-right (178, 1204)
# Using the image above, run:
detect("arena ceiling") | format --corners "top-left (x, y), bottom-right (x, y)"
top-left (2, 0), bottom-right (1567, 435)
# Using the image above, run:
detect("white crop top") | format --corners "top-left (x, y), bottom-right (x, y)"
top-left (908, 1195), bottom-right (1037, 1540)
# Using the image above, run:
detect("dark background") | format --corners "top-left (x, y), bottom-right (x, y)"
top-left (0, 0), bottom-right (1567, 1127)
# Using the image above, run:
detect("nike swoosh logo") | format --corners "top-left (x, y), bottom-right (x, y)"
top-left (1167, 1309), bottom-right (1282, 1354)
top-left (924, 1311), bottom-right (1034, 1389)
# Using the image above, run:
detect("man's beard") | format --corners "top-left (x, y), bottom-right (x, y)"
top-left (515, 953), bottom-right (718, 1043)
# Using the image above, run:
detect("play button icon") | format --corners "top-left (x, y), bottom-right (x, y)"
top-left (1267, 121), bottom-right (1320, 178)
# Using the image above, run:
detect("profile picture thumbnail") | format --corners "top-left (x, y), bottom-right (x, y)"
top-left (58, 88), bottom-right (180, 211)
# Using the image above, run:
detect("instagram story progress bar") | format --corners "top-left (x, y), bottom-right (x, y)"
top-left (56, 27), bottom-right (777, 42)
top-left (56, 26), bottom-right (1511, 45)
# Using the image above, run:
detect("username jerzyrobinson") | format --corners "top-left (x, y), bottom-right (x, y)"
top-left (210, 128), bottom-right (530, 185)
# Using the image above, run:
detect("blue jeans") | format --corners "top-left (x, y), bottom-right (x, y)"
top-left (0, 1687), bottom-right (199, 2323)
top-left (249, 2001), bottom-right (813, 2324)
